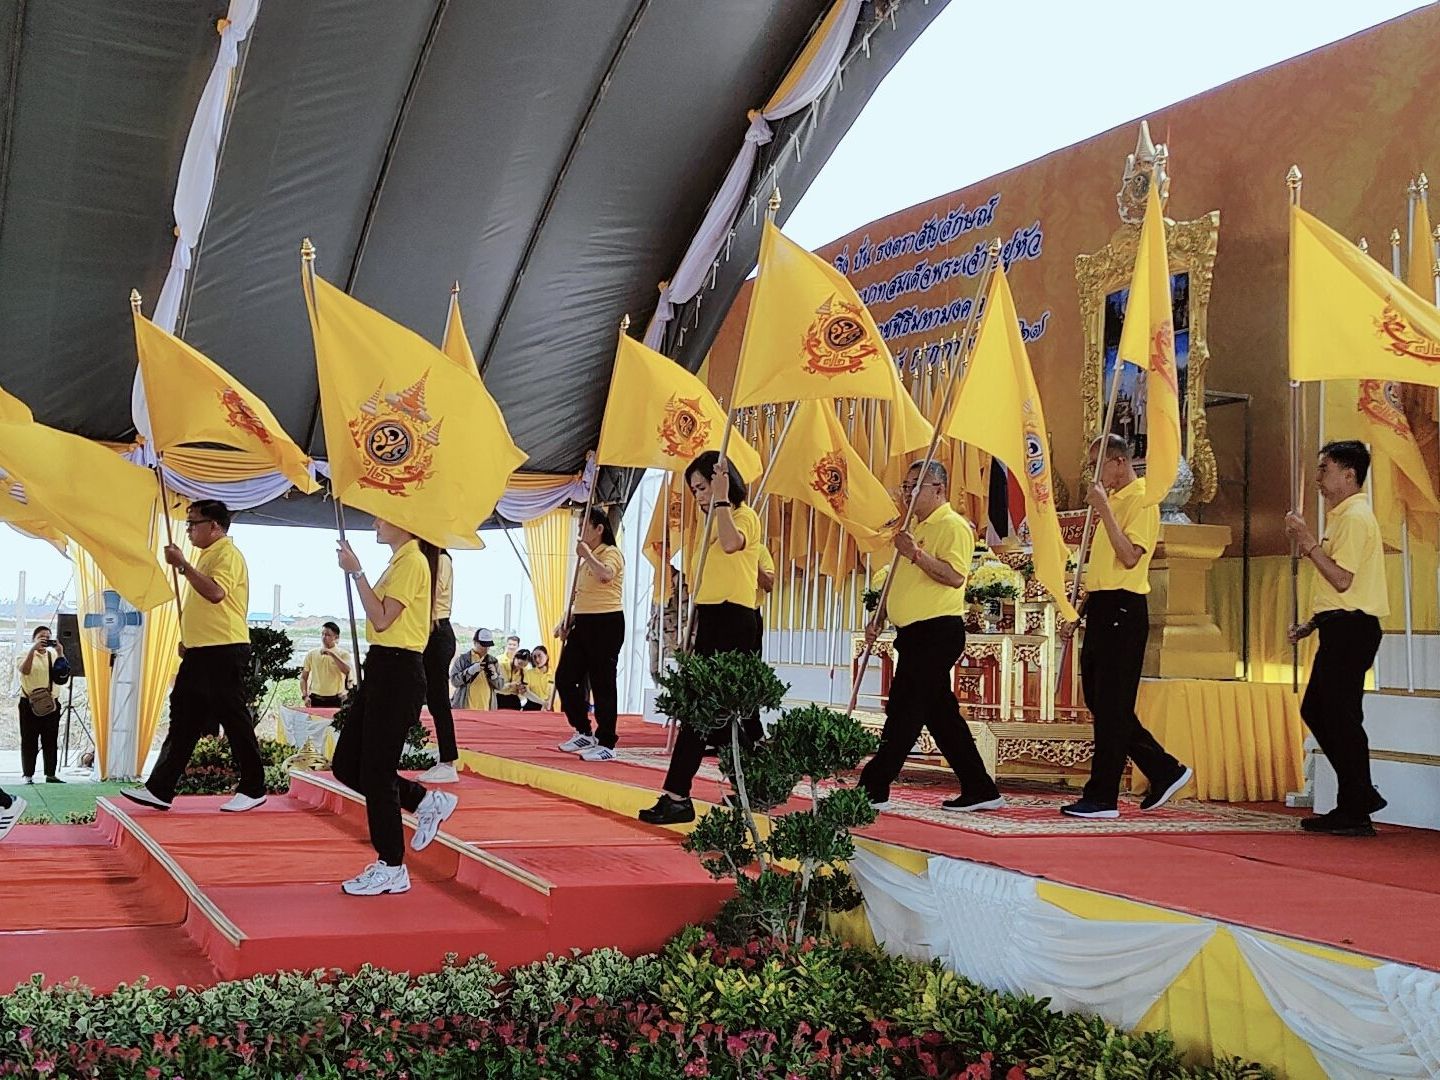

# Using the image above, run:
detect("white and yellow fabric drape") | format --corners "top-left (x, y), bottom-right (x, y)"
top-left (523, 508), bottom-right (579, 661)
top-left (846, 847), bottom-right (1440, 1080)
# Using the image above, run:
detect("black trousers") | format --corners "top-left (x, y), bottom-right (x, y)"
top-left (1301, 611), bottom-right (1383, 816)
top-left (495, 694), bottom-right (522, 710)
top-left (556, 611), bottom-right (626, 748)
top-left (331, 646), bottom-right (428, 866)
top-left (423, 619), bottom-right (458, 763)
top-left (310, 693), bottom-right (344, 708)
top-left (19, 696), bottom-right (60, 779)
top-left (663, 602), bottom-right (762, 799)
top-left (858, 616), bottom-right (998, 802)
top-left (1080, 591), bottom-right (1181, 805)
top-left (147, 644), bottom-right (265, 802)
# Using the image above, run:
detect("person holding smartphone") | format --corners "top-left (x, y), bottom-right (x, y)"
top-left (17, 624), bottom-right (69, 784)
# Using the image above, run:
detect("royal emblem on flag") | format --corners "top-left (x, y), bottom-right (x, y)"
top-left (348, 374), bottom-right (441, 495)
top-left (657, 395), bottom-right (712, 459)
top-left (1150, 322), bottom-right (1177, 394)
top-left (1021, 403), bottom-right (1053, 506)
top-left (1358, 379), bottom-right (1412, 438)
top-left (1376, 300), bottom-right (1440, 363)
top-left (809, 450), bottom-right (849, 515)
top-left (218, 388), bottom-right (274, 445)
top-left (802, 295), bottom-right (878, 376)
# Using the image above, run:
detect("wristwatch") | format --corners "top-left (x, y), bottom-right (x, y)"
top-left (346, 569), bottom-right (364, 580)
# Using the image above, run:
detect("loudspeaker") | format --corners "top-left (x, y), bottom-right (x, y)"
top-left (55, 613), bottom-right (84, 678)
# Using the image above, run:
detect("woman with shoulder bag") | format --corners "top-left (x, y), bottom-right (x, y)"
top-left (17, 625), bottom-right (70, 784)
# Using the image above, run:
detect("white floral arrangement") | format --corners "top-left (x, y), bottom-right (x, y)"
top-left (965, 561), bottom-right (1023, 604)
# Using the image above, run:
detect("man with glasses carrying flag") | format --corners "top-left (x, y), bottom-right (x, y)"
top-left (122, 500), bottom-right (268, 814)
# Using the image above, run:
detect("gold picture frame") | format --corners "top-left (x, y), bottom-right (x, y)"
top-left (1075, 209), bottom-right (1220, 508)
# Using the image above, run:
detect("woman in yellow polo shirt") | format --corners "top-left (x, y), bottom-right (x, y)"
top-left (555, 508), bottom-right (626, 761)
top-left (524, 646), bottom-right (554, 711)
top-left (333, 522), bottom-right (458, 897)
top-left (639, 451), bottom-right (761, 826)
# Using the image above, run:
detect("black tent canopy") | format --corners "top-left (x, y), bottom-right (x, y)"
top-left (0, 0), bottom-right (947, 525)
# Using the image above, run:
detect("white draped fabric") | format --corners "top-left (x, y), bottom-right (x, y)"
top-left (851, 848), bottom-right (1212, 1030)
top-left (851, 847), bottom-right (1440, 1079)
top-left (642, 0), bottom-right (864, 350)
top-left (132, 0), bottom-right (263, 442)
top-left (1234, 930), bottom-right (1440, 1080)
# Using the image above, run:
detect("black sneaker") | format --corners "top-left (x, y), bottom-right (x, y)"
top-left (1061, 799), bottom-right (1119, 819)
top-left (1301, 810), bottom-right (1376, 836)
top-left (941, 793), bottom-right (1006, 812)
top-left (1366, 787), bottom-right (1388, 815)
top-left (44, 775), bottom-right (66, 785)
top-left (1140, 765), bottom-right (1193, 811)
top-left (638, 796), bottom-right (695, 825)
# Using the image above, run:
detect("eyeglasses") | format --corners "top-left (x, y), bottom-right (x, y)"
top-left (899, 482), bottom-right (941, 495)
top-left (183, 520), bottom-right (206, 531)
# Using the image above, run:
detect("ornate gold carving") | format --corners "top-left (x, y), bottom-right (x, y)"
top-left (996, 738), bottom-right (1095, 768)
top-left (1076, 167), bottom-right (1219, 508)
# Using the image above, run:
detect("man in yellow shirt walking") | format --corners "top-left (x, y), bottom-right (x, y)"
top-left (1285, 440), bottom-right (1390, 837)
top-left (858, 461), bottom-right (1005, 813)
top-left (122, 500), bottom-right (267, 814)
top-left (1064, 436), bottom-right (1190, 819)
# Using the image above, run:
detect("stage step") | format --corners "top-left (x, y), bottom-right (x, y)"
top-left (0, 824), bottom-right (219, 992)
top-left (1373, 631), bottom-right (1440, 692)
top-left (1313, 689), bottom-right (1440, 830)
top-left (98, 789), bottom-right (551, 981)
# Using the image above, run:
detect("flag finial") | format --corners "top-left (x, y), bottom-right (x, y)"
top-left (1358, 236), bottom-right (1369, 254)
top-left (1286, 165), bottom-right (1302, 188)
top-left (129, 289), bottom-right (142, 312)
top-left (301, 237), bottom-right (316, 263)
top-left (450, 280), bottom-right (460, 296)
top-left (1420, 172), bottom-right (1430, 194)
top-left (768, 187), bottom-right (782, 214)
top-left (1391, 227), bottom-right (1402, 245)
top-left (620, 313), bottom-right (631, 332)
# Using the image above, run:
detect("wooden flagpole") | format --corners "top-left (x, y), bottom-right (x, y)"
top-left (300, 239), bottom-right (365, 683)
top-left (846, 240), bottom-right (1002, 716)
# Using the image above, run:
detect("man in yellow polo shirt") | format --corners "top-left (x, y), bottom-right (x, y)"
top-left (1285, 440), bottom-right (1390, 837)
top-left (1064, 436), bottom-right (1190, 820)
top-left (858, 461), bottom-right (1005, 813)
top-left (301, 621), bottom-right (352, 707)
top-left (122, 500), bottom-right (267, 814)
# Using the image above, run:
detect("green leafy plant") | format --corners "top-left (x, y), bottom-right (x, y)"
top-left (245, 626), bottom-right (300, 722)
top-left (862, 586), bottom-right (882, 613)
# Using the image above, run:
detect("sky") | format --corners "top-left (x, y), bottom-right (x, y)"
top-left (0, 0), bottom-right (1427, 633)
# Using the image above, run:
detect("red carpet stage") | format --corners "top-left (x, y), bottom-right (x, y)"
top-left (4, 708), bottom-right (1437, 1011)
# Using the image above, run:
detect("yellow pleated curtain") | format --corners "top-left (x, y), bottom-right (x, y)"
top-left (522, 508), bottom-right (577, 661)
top-left (71, 497), bottom-right (190, 778)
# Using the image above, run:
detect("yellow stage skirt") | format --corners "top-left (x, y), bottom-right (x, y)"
top-left (1134, 680), bottom-right (1305, 803)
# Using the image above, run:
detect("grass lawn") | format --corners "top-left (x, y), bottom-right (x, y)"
top-left (8, 780), bottom-right (129, 823)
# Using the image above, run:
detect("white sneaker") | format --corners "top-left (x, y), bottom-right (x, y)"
top-left (417, 762), bottom-right (459, 784)
top-left (219, 792), bottom-right (268, 813)
top-left (120, 787), bottom-right (172, 811)
top-left (869, 800), bottom-right (892, 812)
top-left (558, 733), bottom-right (598, 753)
top-left (0, 796), bottom-right (26, 842)
top-left (579, 745), bottom-right (616, 762)
top-left (341, 861), bottom-right (411, 896)
top-left (410, 789), bottom-right (459, 852)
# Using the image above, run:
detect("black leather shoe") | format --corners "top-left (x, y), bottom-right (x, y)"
top-left (1300, 810), bottom-right (1375, 836)
top-left (638, 796), bottom-right (695, 825)
top-left (44, 775), bottom-right (65, 784)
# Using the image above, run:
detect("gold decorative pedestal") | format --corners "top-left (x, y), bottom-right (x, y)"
top-left (1144, 522), bottom-right (1237, 680)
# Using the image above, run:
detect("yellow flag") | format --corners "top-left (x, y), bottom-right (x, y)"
top-left (439, 294), bottom-right (527, 479)
top-left (0, 422), bottom-right (171, 610)
top-left (1290, 205), bottom-right (1440, 384)
top-left (132, 309), bottom-right (319, 494)
top-left (302, 270), bottom-right (529, 549)
top-left (1357, 379), bottom-right (1440, 545)
top-left (943, 268), bottom-right (1078, 621)
top-left (764, 399), bottom-right (897, 553)
top-left (0, 384), bottom-right (66, 548)
top-left (597, 332), bottom-right (762, 482)
top-left (731, 221), bottom-right (932, 453)
top-left (1119, 185), bottom-right (1179, 505)
top-left (1409, 192), bottom-right (1434, 299)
